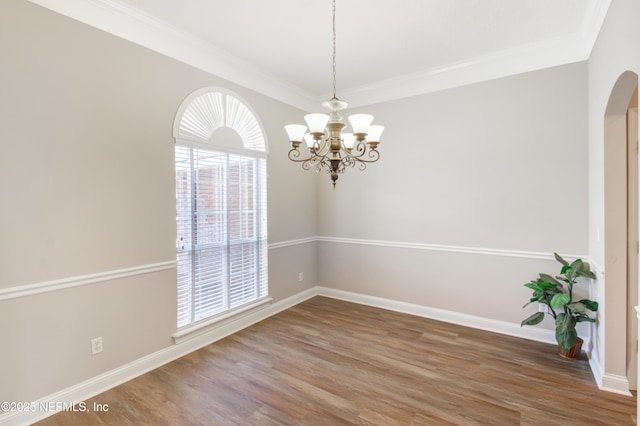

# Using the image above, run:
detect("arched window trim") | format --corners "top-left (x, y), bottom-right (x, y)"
top-left (173, 87), bottom-right (269, 331)
top-left (172, 86), bottom-right (269, 155)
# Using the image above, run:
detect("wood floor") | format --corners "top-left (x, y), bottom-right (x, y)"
top-left (37, 296), bottom-right (636, 425)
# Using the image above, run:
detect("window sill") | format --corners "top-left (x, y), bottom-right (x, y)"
top-left (172, 297), bottom-right (273, 345)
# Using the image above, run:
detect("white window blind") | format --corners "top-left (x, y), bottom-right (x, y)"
top-left (175, 146), bottom-right (267, 328)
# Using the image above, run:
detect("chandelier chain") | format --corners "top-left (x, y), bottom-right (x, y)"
top-left (331, 0), bottom-right (337, 100)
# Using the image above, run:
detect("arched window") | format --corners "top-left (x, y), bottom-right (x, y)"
top-left (173, 88), bottom-right (268, 328)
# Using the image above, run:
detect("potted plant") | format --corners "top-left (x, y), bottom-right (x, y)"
top-left (521, 253), bottom-right (598, 359)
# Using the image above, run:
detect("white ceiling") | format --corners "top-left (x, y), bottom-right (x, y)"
top-left (29, 0), bottom-right (610, 111)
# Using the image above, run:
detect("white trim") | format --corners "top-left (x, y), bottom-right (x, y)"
top-left (588, 258), bottom-right (605, 278)
top-left (257, 235), bottom-right (588, 264)
top-left (173, 87), bottom-right (268, 155)
top-left (316, 236), bottom-right (587, 262)
top-left (585, 348), bottom-right (629, 396)
top-left (0, 237), bottom-right (592, 301)
top-left (0, 237), bottom-right (318, 303)
top-left (0, 261), bottom-right (176, 301)
top-left (25, 0), bottom-right (610, 111)
top-left (177, 140), bottom-right (268, 159)
top-left (1, 288), bottom-right (317, 426)
top-left (271, 236), bottom-right (591, 264)
top-left (268, 237), bottom-right (317, 250)
top-left (600, 373), bottom-right (633, 396)
top-left (26, 0), bottom-right (317, 112)
top-left (588, 349), bottom-right (604, 389)
top-left (172, 297), bottom-right (273, 344)
top-left (316, 287), bottom-right (557, 345)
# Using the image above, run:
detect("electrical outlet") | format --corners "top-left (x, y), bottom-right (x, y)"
top-left (298, 272), bottom-right (304, 282)
top-left (91, 337), bottom-right (103, 355)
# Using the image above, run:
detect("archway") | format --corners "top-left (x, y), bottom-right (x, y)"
top-left (603, 71), bottom-right (638, 394)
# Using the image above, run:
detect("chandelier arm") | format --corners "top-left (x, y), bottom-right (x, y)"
top-left (358, 149), bottom-right (380, 163)
top-left (353, 159), bottom-right (368, 171)
top-left (314, 139), bottom-right (332, 157)
top-left (345, 142), bottom-right (381, 163)
top-left (308, 146), bottom-right (336, 172)
top-left (341, 155), bottom-right (367, 171)
top-left (302, 159), bottom-right (316, 171)
top-left (287, 147), bottom-right (313, 163)
top-left (341, 155), bottom-right (356, 169)
top-left (318, 157), bottom-right (339, 174)
top-left (349, 140), bottom-right (367, 157)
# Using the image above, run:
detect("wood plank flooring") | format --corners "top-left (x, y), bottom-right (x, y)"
top-left (37, 296), bottom-right (636, 425)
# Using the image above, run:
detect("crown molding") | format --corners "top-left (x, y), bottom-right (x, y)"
top-left (27, 0), bottom-right (318, 111)
top-left (27, 0), bottom-right (610, 111)
top-left (342, 0), bottom-right (612, 108)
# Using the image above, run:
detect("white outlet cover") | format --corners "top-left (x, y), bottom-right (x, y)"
top-left (91, 337), bottom-right (103, 355)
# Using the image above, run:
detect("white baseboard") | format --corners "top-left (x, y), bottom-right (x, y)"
top-left (317, 288), bottom-right (636, 396)
top-left (0, 288), bottom-right (318, 426)
top-left (586, 351), bottom-right (634, 396)
top-left (1, 285), bottom-right (622, 425)
top-left (316, 287), bottom-right (557, 345)
top-left (600, 373), bottom-right (633, 396)
top-left (587, 346), bottom-right (604, 388)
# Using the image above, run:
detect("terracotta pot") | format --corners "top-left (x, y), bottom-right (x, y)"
top-left (558, 337), bottom-right (583, 360)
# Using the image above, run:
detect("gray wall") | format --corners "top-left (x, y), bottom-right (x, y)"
top-left (0, 0), bottom-right (316, 403)
top-left (318, 63), bottom-right (589, 324)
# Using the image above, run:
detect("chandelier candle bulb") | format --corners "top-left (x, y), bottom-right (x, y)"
top-left (367, 125), bottom-right (384, 143)
top-left (304, 113), bottom-right (330, 134)
top-left (348, 114), bottom-right (374, 136)
top-left (284, 0), bottom-right (384, 188)
top-left (285, 124), bottom-right (307, 143)
top-left (342, 132), bottom-right (356, 150)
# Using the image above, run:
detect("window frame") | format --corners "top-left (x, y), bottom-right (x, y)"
top-left (172, 88), bottom-right (269, 336)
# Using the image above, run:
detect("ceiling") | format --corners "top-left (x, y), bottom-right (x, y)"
top-left (30, 0), bottom-right (610, 111)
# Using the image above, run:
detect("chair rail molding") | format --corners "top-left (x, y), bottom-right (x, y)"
top-left (0, 261), bottom-right (176, 301)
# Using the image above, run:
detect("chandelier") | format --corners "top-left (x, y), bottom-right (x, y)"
top-left (285, 0), bottom-right (384, 188)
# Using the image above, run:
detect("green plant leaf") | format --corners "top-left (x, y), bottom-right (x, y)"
top-left (521, 312), bottom-right (545, 327)
top-left (554, 252), bottom-right (569, 266)
top-left (556, 328), bottom-right (578, 352)
top-left (579, 299), bottom-right (599, 312)
top-left (537, 281), bottom-right (559, 290)
top-left (560, 264), bottom-right (572, 275)
top-left (525, 281), bottom-right (557, 291)
top-left (577, 265), bottom-right (596, 280)
top-left (555, 313), bottom-right (578, 352)
top-left (550, 293), bottom-right (570, 309)
top-left (568, 302), bottom-right (586, 314)
top-left (555, 313), bottom-right (577, 332)
top-left (573, 260), bottom-right (586, 277)
top-left (581, 270), bottom-right (596, 280)
top-left (539, 274), bottom-right (561, 286)
top-left (524, 282), bottom-right (541, 291)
